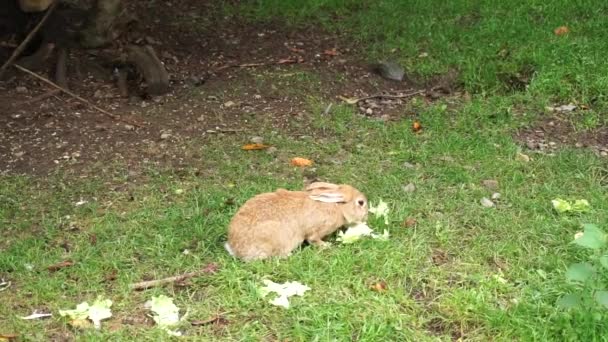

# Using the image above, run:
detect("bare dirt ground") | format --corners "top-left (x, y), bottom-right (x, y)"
top-left (0, 1), bottom-right (605, 177)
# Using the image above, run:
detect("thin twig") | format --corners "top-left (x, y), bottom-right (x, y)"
top-left (129, 264), bottom-right (219, 291)
top-left (0, 1), bottom-right (58, 79)
top-left (323, 103), bottom-right (333, 115)
top-left (340, 89), bottom-right (426, 104)
top-left (13, 64), bottom-right (143, 127)
top-left (214, 62), bottom-right (268, 72)
top-left (213, 58), bottom-right (301, 72)
top-left (13, 88), bottom-right (60, 106)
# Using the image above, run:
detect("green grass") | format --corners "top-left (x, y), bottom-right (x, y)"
top-left (2, 0), bottom-right (608, 340)
top-left (238, 0), bottom-right (608, 111)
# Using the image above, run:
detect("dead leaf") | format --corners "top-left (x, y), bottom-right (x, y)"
top-left (69, 319), bottom-right (93, 329)
top-left (338, 95), bottom-right (359, 105)
top-left (323, 48), bottom-right (339, 56)
top-left (202, 262), bottom-right (220, 273)
top-left (370, 281), bottom-right (388, 292)
top-left (402, 217), bottom-right (417, 228)
top-left (291, 157), bottom-right (313, 167)
top-left (47, 260), bottom-right (74, 272)
top-left (242, 143), bottom-right (271, 151)
top-left (554, 26), bottom-right (569, 35)
top-left (277, 56), bottom-right (304, 64)
top-left (0, 334), bottom-right (18, 342)
top-left (412, 121), bottom-right (422, 132)
top-left (516, 152), bottom-right (530, 162)
top-left (104, 269), bottom-right (118, 282)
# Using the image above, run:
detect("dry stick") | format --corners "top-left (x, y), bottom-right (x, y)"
top-left (129, 267), bottom-right (217, 291)
top-left (344, 89), bottom-right (426, 104)
top-left (0, 1), bottom-right (58, 79)
top-left (13, 64), bottom-right (143, 127)
top-left (13, 89), bottom-right (61, 106)
top-left (214, 59), bottom-right (300, 72)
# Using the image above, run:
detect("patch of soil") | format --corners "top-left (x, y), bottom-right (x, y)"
top-left (0, 0), bottom-right (450, 176)
top-left (430, 248), bottom-right (451, 266)
top-left (515, 112), bottom-right (608, 157)
top-left (425, 317), bottom-right (463, 341)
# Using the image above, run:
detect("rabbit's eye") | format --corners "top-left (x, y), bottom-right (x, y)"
top-left (357, 199), bottom-right (365, 206)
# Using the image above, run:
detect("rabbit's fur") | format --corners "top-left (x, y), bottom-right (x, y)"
top-left (225, 182), bottom-right (369, 261)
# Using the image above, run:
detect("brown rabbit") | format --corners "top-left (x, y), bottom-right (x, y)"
top-left (224, 182), bottom-right (369, 261)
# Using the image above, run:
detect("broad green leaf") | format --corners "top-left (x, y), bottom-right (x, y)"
top-left (573, 224), bottom-right (606, 250)
top-left (556, 293), bottom-right (582, 309)
top-left (594, 291), bottom-right (608, 308)
top-left (337, 223), bottom-right (374, 244)
top-left (58, 296), bottom-right (113, 329)
top-left (144, 295), bottom-right (182, 336)
top-left (572, 199), bottom-right (591, 212)
top-left (87, 298), bottom-right (113, 329)
top-left (552, 198), bottom-right (571, 213)
top-left (552, 198), bottom-right (591, 214)
top-left (565, 263), bottom-right (595, 283)
top-left (600, 255), bottom-right (608, 270)
top-left (369, 199), bottom-right (390, 225)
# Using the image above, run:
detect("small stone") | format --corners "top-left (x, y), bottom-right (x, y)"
top-left (480, 197), bottom-right (495, 208)
top-left (207, 95), bottom-right (218, 101)
top-left (482, 179), bottom-right (499, 190)
top-left (15, 86), bottom-right (27, 93)
top-left (516, 152), bottom-right (530, 162)
top-left (197, 115), bottom-right (205, 122)
top-left (575, 142), bottom-right (583, 148)
top-left (223, 100), bottom-right (235, 108)
top-left (491, 192), bottom-right (501, 200)
top-left (366, 108), bottom-right (373, 115)
top-left (402, 183), bottom-right (416, 193)
top-left (124, 124), bottom-right (135, 131)
top-left (93, 89), bottom-right (104, 98)
top-left (251, 136), bottom-right (264, 144)
top-left (187, 75), bottom-right (205, 87)
top-left (548, 141), bottom-right (557, 146)
top-left (254, 94), bottom-right (262, 99)
top-left (526, 141), bottom-right (537, 150)
top-left (374, 61), bottom-right (405, 81)
top-left (403, 217), bottom-right (417, 227)
top-left (14, 151), bottom-right (25, 158)
top-left (160, 132), bottom-right (171, 140)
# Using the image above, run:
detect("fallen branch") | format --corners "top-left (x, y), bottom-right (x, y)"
top-left (47, 259), bottom-right (75, 272)
top-left (13, 88), bottom-right (61, 106)
top-left (213, 57), bottom-right (302, 72)
top-left (129, 263), bottom-right (219, 291)
top-left (13, 64), bottom-right (143, 128)
top-left (0, 1), bottom-right (58, 79)
top-left (338, 89), bottom-right (426, 105)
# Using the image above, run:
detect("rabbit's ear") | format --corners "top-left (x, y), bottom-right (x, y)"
top-left (309, 192), bottom-right (346, 203)
top-left (305, 182), bottom-right (339, 191)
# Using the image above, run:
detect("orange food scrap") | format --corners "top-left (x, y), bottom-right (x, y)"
top-left (554, 26), bottom-right (569, 35)
top-left (323, 48), bottom-right (339, 56)
top-left (412, 121), bottom-right (422, 132)
top-left (242, 143), bottom-right (270, 150)
top-left (370, 281), bottom-right (388, 292)
top-left (291, 157), bottom-right (313, 167)
top-left (403, 217), bottom-right (417, 228)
